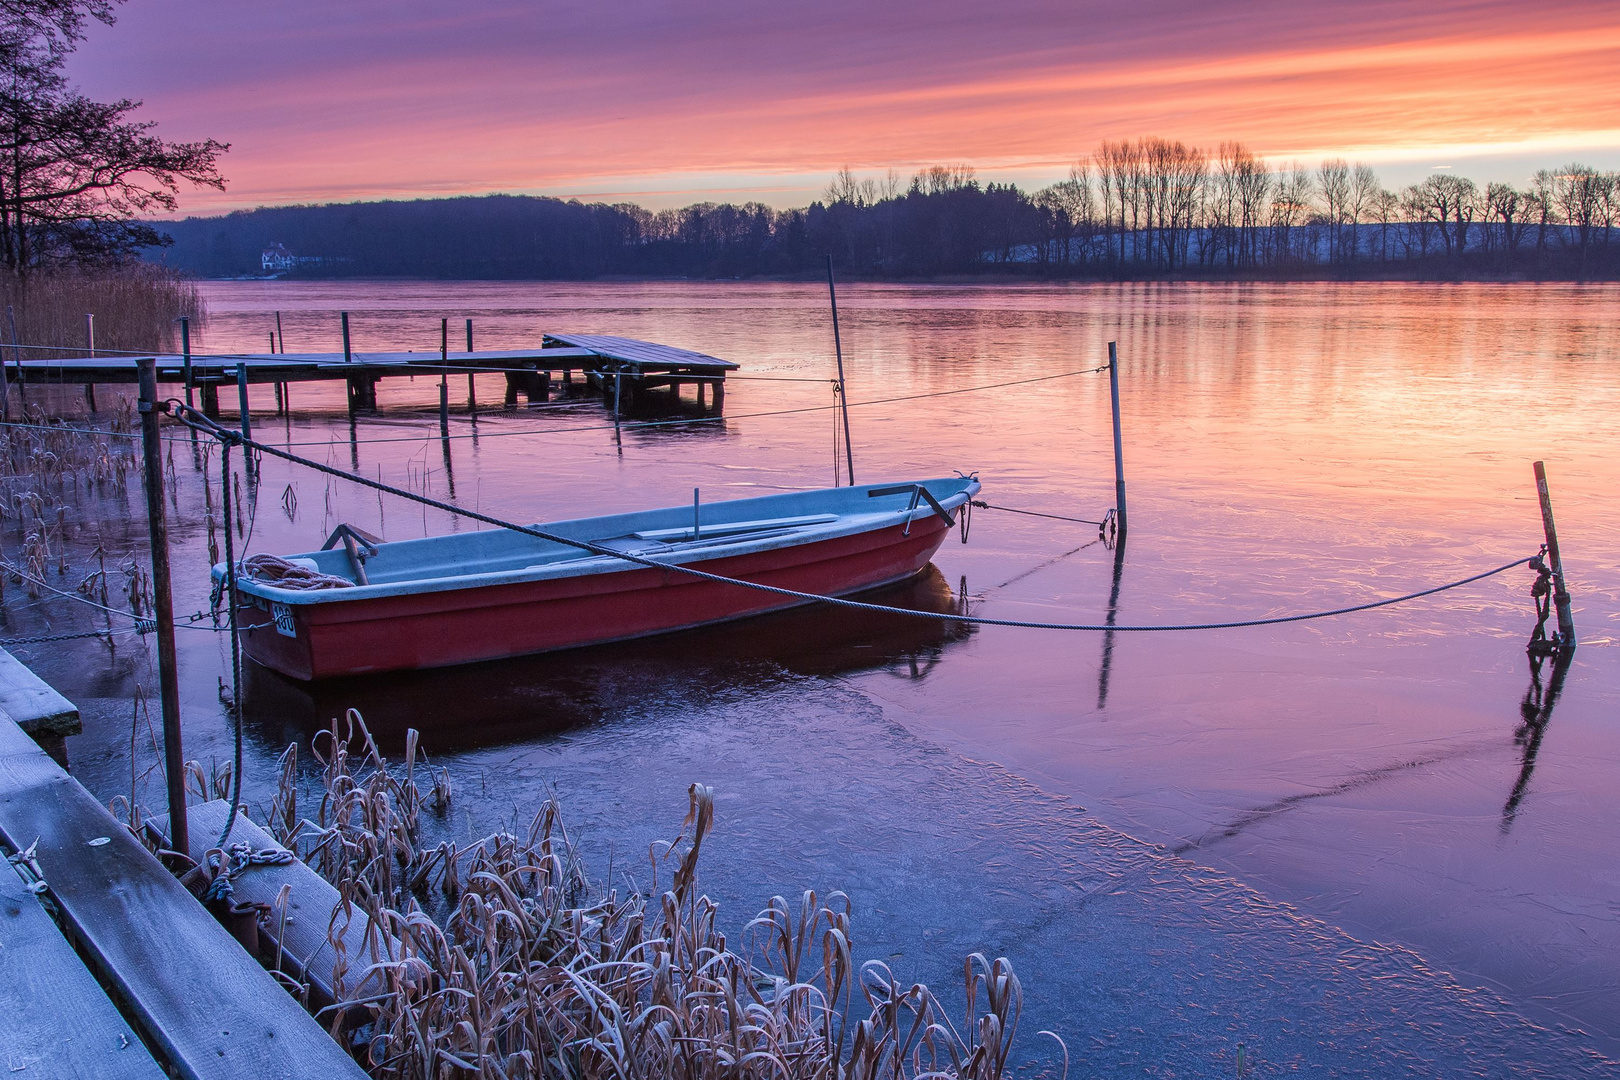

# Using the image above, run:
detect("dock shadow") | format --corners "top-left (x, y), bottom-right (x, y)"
top-left (243, 565), bottom-right (975, 754)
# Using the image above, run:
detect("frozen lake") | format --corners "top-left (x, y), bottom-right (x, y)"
top-left (12, 280), bottom-right (1619, 1075)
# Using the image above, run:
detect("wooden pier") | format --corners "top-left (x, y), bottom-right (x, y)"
top-left (6, 331), bottom-right (737, 417)
top-left (0, 652), bottom-right (368, 1079)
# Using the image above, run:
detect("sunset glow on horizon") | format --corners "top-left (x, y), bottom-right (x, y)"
top-left (74, 0), bottom-right (1620, 213)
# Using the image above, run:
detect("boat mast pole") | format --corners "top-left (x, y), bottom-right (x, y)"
top-left (826, 255), bottom-right (855, 486)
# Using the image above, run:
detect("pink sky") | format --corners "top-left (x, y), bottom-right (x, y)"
top-left (71, 0), bottom-right (1620, 213)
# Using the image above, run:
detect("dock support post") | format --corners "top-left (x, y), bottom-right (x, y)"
top-left (712, 379), bottom-right (724, 414)
top-left (341, 311), bottom-right (352, 363)
top-left (1108, 341), bottom-right (1128, 542)
top-left (200, 382), bottom-right (220, 419)
top-left (275, 309), bottom-right (284, 353)
top-left (137, 357), bottom-right (188, 858)
top-left (347, 375), bottom-right (376, 414)
top-left (1533, 461), bottom-right (1576, 652)
top-left (613, 369), bottom-right (622, 418)
top-left (466, 318), bottom-right (473, 352)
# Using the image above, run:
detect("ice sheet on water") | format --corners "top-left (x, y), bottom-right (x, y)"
top-left (445, 672), bottom-right (1616, 1078)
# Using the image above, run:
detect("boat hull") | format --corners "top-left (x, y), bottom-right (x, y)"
top-left (235, 514), bottom-right (957, 680)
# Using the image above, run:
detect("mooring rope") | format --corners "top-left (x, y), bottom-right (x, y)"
top-left (169, 401), bottom-right (1532, 635)
top-left (971, 500), bottom-right (1107, 527)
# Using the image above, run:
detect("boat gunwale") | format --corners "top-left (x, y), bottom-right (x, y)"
top-left (218, 478), bottom-right (978, 606)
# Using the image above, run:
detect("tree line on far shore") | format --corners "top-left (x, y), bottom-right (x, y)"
top-left (155, 145), bottom-right (1620, 281)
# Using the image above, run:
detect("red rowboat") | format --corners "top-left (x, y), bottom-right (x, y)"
top-left (218, 477), bottom-right (980, 680)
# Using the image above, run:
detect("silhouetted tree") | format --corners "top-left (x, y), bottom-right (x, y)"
top-left (0, 0), bottom-right (226, 274)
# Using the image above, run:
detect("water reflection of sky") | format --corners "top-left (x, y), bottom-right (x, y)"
top-left (13, 281), bottom-right (1618, 1074)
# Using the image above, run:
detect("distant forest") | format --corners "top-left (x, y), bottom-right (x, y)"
top-left (148, 140), bottom-right (1620, 281)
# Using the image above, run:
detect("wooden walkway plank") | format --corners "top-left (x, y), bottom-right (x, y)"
top-left (0, 860), bottom-right (167, 1079)
top-left (544, 332), bottom-right (739, 371)
top-left (0, 715), bottom-right (368, 1080)
top-left (161, 800), bottom-right (395, 1010)
top-left (0, 647), bottom-right (80, 737)
top-left (10, 340), bottom-right (726, 383)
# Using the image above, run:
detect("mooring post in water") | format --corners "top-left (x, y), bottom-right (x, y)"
top-left (825, 255), bottom-right (855, 486)
top-left (1533, 461), bottom-right (1576, 652)
top-left (465, 317), bottom-right (476, 412)
top-left (693, 487), bottom-right (701, 540)
top-left (341, 311), bottom-right (352, 363)
top-left (1108, 341), bottom-right (1128, 541)
top-left (274, 309), bottom-right (284, 354)
top-left (137, 357), bottom-right (188, 856)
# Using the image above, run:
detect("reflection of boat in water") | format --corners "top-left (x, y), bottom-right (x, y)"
top-left (222, 477), bottom-right (979, 680)
top-left (242, 565), bottom-right (975, 752)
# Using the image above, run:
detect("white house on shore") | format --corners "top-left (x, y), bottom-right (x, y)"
top-left (261, 243), bottom-right (296, 272)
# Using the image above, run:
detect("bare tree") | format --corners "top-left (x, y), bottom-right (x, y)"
top-left (1317, 159), bottom-right (1350, 263)
top-left (0, 0), bottom-right (226, 273)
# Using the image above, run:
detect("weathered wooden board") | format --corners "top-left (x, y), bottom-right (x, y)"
top-left (164, 800), bottom-right (395, 1010)
top-left (0, 714), bottom-right (368, 1080)
top-left (0, 859), bottom-right (167, 1079)
top-left (545, 332), bottom-right (738, 371)
top-left (0, 647), bottom-right (80, 736)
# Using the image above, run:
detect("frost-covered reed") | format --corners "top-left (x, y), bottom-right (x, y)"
top-left (267, 710), bottom-right (1056, 1080)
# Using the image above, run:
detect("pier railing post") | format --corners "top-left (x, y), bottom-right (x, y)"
top-left (236, 362), bottom-right (251, 444)
top-left (439, 318), bottom-right (450, 431)
top-left (1533, 461), bottom-right (1576, 652)
top-left (137, 357), bottom-right (188, 857)
top-left (1108, 341), bottom-right (1128, 541)
top-left (179, 316), bottom-right (193, 410)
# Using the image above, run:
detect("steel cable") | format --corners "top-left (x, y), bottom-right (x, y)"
top-left (171, 401), bottom-right (1532, 635)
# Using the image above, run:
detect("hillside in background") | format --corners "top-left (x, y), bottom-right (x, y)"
top-left (145, 151), bottom-right (1620, 281)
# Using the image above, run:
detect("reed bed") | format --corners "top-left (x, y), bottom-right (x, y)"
top-left (0, 407), bottom-right (141, 605)
top-left (0, 264), bottom-right (204, 360)
top-left (261, 710), bottom-right (1056, 1080)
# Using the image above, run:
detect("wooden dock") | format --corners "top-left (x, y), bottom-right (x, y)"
top-left (0, 647), bottom-right (78, 768)
top-left (0, 656), bottom-right (369, 1079)
top-left (5, 331), bottom-right (737, 417)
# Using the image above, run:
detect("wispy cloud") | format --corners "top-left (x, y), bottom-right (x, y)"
top-left (71, 0), bottom-right (1620, 211)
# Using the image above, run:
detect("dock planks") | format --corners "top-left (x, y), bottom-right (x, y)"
top-left (158, 799), bottom-right (395, 1012)
top-left (1, 859), bottom-right (167, 1079)
top-left (0, 714), bottom-right (368, 1080)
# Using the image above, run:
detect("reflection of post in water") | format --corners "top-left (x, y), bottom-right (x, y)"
top-left (440, 432), bottom-right (456, 501)
top-left (1096, 535), bottom-right (1126, 709)
top-left (1501, 649), bottom-right (1571, 833)
top-left (347, 415), bottom-right (360, 471)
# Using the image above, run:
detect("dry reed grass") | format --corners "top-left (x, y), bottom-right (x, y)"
top-left (0, 410), bottom-right (140, 604)
top-left (264, 710), bottom-right (1059, 1080)
top-left (0, 264), bottom-right (204, 360)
